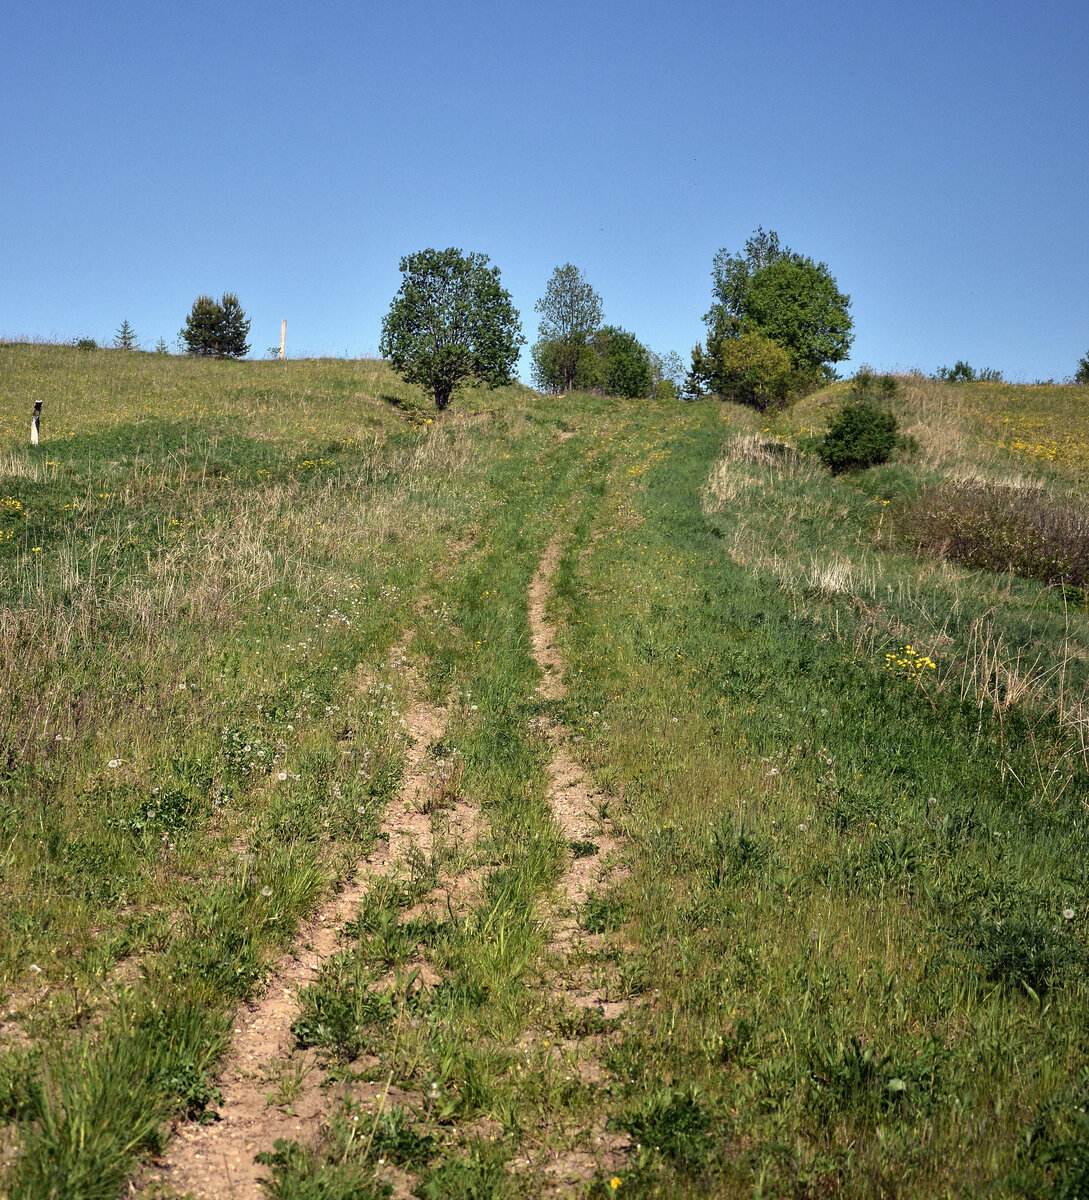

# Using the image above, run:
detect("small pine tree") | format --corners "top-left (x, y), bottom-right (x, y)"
top-left (179, 293), bottom-right (250, 359)
top-left (114, 319), bottom-right (138, 350)
top-left (154, 337), bottom-right (169, 354)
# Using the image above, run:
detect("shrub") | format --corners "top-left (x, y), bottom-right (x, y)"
top-left (817, 398), bottom-right (899, 473)
top-left (935, 361), bottom-right (1003, 383)
top-left (72, 337), bottom-right (98, 351)
top-left (894, 481), bottom-right (1089, 588)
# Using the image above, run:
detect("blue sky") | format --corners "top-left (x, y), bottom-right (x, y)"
top-left (3, 0), bottom-right (1087, 382)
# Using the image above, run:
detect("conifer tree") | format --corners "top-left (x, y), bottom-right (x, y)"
top-left (179, 294), bottom-right (251, 359)
top-left (114, 319), bottom-right (138, 350)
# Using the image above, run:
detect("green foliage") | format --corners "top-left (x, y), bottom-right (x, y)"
top-left (852, 366), bottom-right (899, 399)
top-left (292, 956), bottom-right (396, 1061)
top-left (709, 226), bottom-right (793, 319)
top-left (615, 1088), bottom-right (711, 1173)
top-left (817, 397), bottom-right (899, 472)
top-left (255, 1136), bottom-right (392, 1199)
top-left (696, 227), bottom-right (853, 398)
top-left (153, 337), bottom-right (169, 354)
top-left (413, 1146), bottom-right (509, 1200)
top-left (380, 248), bottom-right (523, 411)
top-left (935, 361), bottom-right (1003, 383)
top-left (72, 337), bottom-right (98, 350)
top-left (530, 335), bottom-right (599, 394)
top-left (689, 328), bottom-right (793, 411)
top-left (744, 256), bottom-right (854, 378)
top-left (649, 349), bottom-right (685, 400)
top-left (593, 325), bottom-right (652, 398)
top-left (534, 322), bottom-right (653, 398)
top-left (965, 911), bottom-right (1087, 997)
top-left (531, 263), bottom-right (603, 393)
top-left (113, 320), bottom-right (138, 351)
top-left (179, 292), bottom-right (251, 359)
top-left (1075, 351), bottom-right (1089, 385)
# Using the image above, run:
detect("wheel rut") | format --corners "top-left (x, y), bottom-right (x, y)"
top-left (141, 688), bottom-right (455, 1200)
top-left (525, 537), bottom-right (631, 1189)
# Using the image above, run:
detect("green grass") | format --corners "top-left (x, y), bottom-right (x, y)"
top-left (3, 346), bottom-right (1089, 1196)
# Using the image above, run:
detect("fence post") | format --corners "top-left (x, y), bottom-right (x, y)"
top-left (30, 400), bottom-right (41, 446)
top-left (280, 320), bottom-right (287, 361)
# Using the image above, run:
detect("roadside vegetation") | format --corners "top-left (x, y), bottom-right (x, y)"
top-left (2, 342), bottom-right (1089, 1197)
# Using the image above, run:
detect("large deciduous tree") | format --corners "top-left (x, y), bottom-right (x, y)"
top-left (532, 264), bottom-right (603, 393)
top-left (380, 248), bottom-right (524, 412)
top-left (690, 228), bottom-right (853, 405)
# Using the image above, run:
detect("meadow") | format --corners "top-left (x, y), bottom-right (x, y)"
top-left (1, 344), bottom-right (1088, 1198)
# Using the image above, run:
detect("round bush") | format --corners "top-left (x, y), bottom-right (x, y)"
top-left (818, 399), bottom-right (899, 473)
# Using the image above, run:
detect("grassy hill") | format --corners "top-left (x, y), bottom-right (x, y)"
top-left (2, 344), bottom-right (1089, 1197)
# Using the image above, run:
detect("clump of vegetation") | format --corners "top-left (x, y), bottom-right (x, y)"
top-left (935, 360), bottom-right (1003, 383)
top-left (688, 326), bottom-right (793, 411)
top-left (531, 264), bottom-right (656, 397)
top-left (816, 397), bottom-right (900, 472)
top-left (686, 225), bottom-right (854, 406)
top-left (1075, 350), bottom-right (1089, 385)
top-left (380, 247), bottom-right (523, 411)
top-left (72, 336), bottom-right (98, 350)
top-left (894, 479), bottom-right (1089, 587)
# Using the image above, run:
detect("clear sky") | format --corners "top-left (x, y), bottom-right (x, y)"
top-left (3, 0), bottom-right (1087, 382)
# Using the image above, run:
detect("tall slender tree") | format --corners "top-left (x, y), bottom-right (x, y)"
top-left (532, 264), bottom-right (603, 392)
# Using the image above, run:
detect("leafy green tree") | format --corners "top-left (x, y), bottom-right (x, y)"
top-left (649, 349), bottom-right (685, 399)
top-left (744, 258), bottom-right (853, 378)
top-left (380, 248), bottom-right (524, 411)
top-left (179, 293), bottom-right (250, 359)
top-left (533, 264), bottom-right (603, 393)
top-left (531, 337), bottom-right (600, 393)
top-left (696, 228), bottom-right (853, 393)
top-left (113, 319), bottom-right (138, 350)
top-left (593, 326), bottom-right (652, 398)
top-left (1077, 353), bottom-right (1089, 386)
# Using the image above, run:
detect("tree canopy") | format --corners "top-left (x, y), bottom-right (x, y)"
top-left (744, 258), bottom-right (853, 377)
top-left (379, 248), bottom-right (524, 411)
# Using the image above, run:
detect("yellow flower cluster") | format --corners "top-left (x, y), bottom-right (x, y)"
top-left (884, 644), bottom-right (936, 681)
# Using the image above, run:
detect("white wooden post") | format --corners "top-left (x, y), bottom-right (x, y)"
top-left (30, 400), bottom-right (41, 446)
top-left (279, 320), bottom-right (287, 360)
